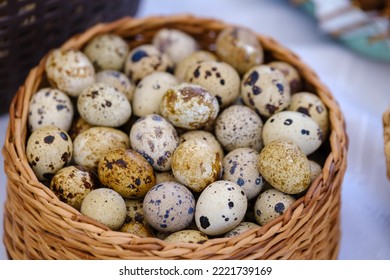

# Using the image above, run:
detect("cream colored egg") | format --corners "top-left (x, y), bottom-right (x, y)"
top-left (124, 44), bottom-right (174, 83)
top-left (45, 48), bottom-right (95, 97)
top-left (95, 70), bottom-right (135, 101)
top-left (195, 180), bottom-right (248, 236)
top-left (155, 171), bottom-right (178, 184)
top-left (152, 28), bottom-right (198, 64)
top-left (222, 148), bottom-right (264, 199)
top-left (50, 165), bottom-right (99, 210)
top-left (143, 182), bottom-right (195, 233)
top-left (80, 188), bottom-right (126, 230)
top-left (119, 221), bottom-right (154, 237)
top-left (129, 114), bottom-right (179, 171)
top-left (179, 130), bottom-right (224, 158)
top-left (309, 160), bottom-right (322, 183)
top-left (268, 61), bottom-right (302, 93)
top-left (164, 230), bottom-right (209, 244)
top-left (254, 188), bottom-right (296, 225)
top-left (241, 65), bottom-right (291, 117)
top-left (83, 34), bottom-right (129, 71)
top-left (184, 60), bottom-right (240, 108)
top-left (262, 111), bottom-right (323, 155)
top-left (215, 105), bottom-right (263, 152)
top-left (160, 83), bottom-right (220, 130)
top-left (26, 126), bottom-right (73, 181)
top-left (172, 139), bottom-right (223, 192)
top-left (73, 126), bottom-right (130, 169)
top-left (77, 82), bottom-right (132, 127)
top-left (28, 88), bottom-right (74, 132)
top-left (224, 222), bottom-right (261, 237)
top-left (175, 50), bottom-right (216, 81)
top-left (258, 140), bottom-right (311, 194)
top-left (288, 92), bottom-right (329, 137)
top-left (132, 71), bottom-right (179, 117)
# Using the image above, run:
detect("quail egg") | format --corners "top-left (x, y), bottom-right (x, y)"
top-left (77, 82), bottom-right (132, 127)
top-left (175, 50), bottom-right (217, 81)
top-left (67, 116), bottom-right (94, 141)
top-left (241, 65), bottom-right (291, 117)
top-left (224, 222), bottom-right (261, 237)
top-left (155, 171), bottom-right (178, 184)
top-left (45, 48), bottom-right (95, 97)
top-left (164, 230), bottom-right (209, 244)
top-left (143, 182), bottom-right (196, 233)
top-left (309, 160), bottom-right (322, 183)
top-left (258, 140), bottom-right (311, 194)
top-left (129, 114), bottom-right (179, 171)
top-left (124, 198), bottom-right (146, 224)
top-left (195, 180), bottom-right (247, 236)
top-left (254, 188), bottom-right (296, 225)
top-left (80, 188), bottom-right (127, 230)
top-left (98, 148), bottom-right (156, 198)
top-left (118, 221), bottom-right (154, 237)
top-left (49, 165), bottom-right (99, 210)
top-left (95, 70), bottom-right (135, 101)
top-left (179, 130), bottom-right (224, 158)
top-left (26, 125), bottom-right (73, 181)
top-left (268, 61), bottom-right (302, 93)
top-left (215, 105), bottom-right (263, 152)
top-left (28, 88), bottom-right (74, 132)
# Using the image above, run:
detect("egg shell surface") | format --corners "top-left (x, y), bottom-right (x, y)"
top-left (164, 230), bottom-right (209, 244)
top-left (95, 70), bottom-right (135, 101)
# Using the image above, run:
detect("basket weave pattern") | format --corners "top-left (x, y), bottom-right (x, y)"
top-left (2, 15), bottom-right (348, 260)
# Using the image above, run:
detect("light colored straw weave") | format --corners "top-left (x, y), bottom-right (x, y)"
top-left (2, 15), bottom-right (348, 260)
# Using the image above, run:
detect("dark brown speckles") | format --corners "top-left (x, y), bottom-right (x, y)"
top-left (60, 132), bottom-right (68, 141)
top-left (44, 135), bottom-right (55, 144)
top-left (61, 152), bottom-right (70, 163)
top-left (297, 106), bottom-right (310, 116)
top-left (244, 71), bottom-right (259, 86)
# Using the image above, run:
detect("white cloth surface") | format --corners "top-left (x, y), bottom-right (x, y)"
top-left (1, 0), bottom-right (390, 259)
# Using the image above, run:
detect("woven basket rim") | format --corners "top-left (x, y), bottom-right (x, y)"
top-left (3, 14), bottom-right (349, 260)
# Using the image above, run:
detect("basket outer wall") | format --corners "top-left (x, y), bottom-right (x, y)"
top-left (2, 15), bottom-right (348, 260)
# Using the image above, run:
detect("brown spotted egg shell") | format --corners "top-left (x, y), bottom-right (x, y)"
top-left (97, 148), bottom-right (156, 199)
top-left (95, 70), bottom-right (135, 101)
top-left (164, 230), bottom-right (209, 244)
top-left (254, 188), bottom-right (296, 225)
top-left (258, 140), bottom-right (311, 195)
top-left (267, 61), bottom-right (302, 93)
top-left (49, 165), bottom-right (99, 210)
top-left (160, 83), bottom-right (220, 130)
top-left (119, 221), bottom-right (154, 238)
top-left (124, 198), bottom-right (146, 224)
top-left (171, 138), bottom-right (223, 193)
top-left (179, 130), bottom-right (224, 158)
top-left (129, 114), bottom-right (179, 172)
top-left (73, 126), bottom-right (130, 169)
top-left (45, 48), bottom-right (95, 97)
top-left (26, 125), bottom-right (72, 181)
top-left (174, 50), bottom-right (217, 81)
top-left (143, 181), bottom-right (196, 233)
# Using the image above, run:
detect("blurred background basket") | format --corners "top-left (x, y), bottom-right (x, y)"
top-left (2, 14), bottom-right (348, 259)
top-left (0, 0), bottom-right (141, 115)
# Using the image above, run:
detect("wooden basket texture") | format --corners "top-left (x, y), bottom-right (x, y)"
top-left (2, 15), bottom-right (348, 260)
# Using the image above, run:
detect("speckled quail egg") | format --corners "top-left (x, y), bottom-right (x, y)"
top-left (195, 180), bottom-right (247, 236)
top-left (262, 111), bottom-right (323, 155)
top-left (124, 44), bottom-right (174, 84)
top-left (155, 171), bottom-right (178, 184)
top-left (45, 48), bottom-right (95, 97)
top-left (152, 28), bottom-right (198, 64)
top-left (179, 130), bottom-right (224, 158)
top-left (258, 140), bottom-right (311, 194)
top-left (143, 181), bottom-right (195, 233)
top-left (254, 188), bottom-right (296, 225)
top-left (95, 70), bottom-right (135, 101)
top-left (132, 71), bottom-right (179, 117)
top-left (224, 222), bottom-right (261, 237)
top-left (309, 160), bottom-right (322, 183)
top-left (124, 198), bottom-right (146, 224)
top-left (164, 230), bottom-right (209, 244)
top-left (98, 148), bottom-right (156, 198)
top-left (80, 188), bottom-right (126, 230)
top-left (118, 221), bottom-right (155, 237)
top-left (129, 114), bottom-right (179, 171)
top-left (172, 139), bottom-right (223, 193)
top-left (215, 105), bottom-right (263, 152)
top-left (184, 60), bottom-right (240, 108)
top-left (28, 88), bottom-right (74, 132)
top-left (215, 26), bottom-right (263, 75)
top-left (241, 65), bottom-right (291, 117)
top-left (268, 61), bottom-right (302, 93)
top-left (288, 92), bottom-right (329, 137)
top-left (77, 82), bottom-right (132, 127)
top-left (73, 126), bottom-right (130, 169)
top-left (49, 165), bottom-right (99, 210)
top-left (26, 125), bottom-right (72, 181)
top-left (67, 116), bottom-right (94, 141)
top-left (222, 148), bottom-right (264, 200)
top-left (83, 34), bottom-right (129, 71)
top-left (160, 83), bottom-right (220, 130)
top-left (175, 50), bottom-right (217, 81)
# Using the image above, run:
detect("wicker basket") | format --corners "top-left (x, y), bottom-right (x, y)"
top-left (0, 0), bottom-right (141, 115)
top-left (2, 14), bottom-right (348, 260)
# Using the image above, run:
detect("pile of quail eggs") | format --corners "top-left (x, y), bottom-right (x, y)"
top-left (25, 26), bottom-right (329, 243)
